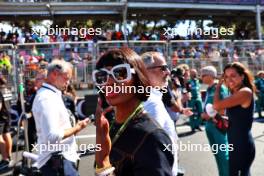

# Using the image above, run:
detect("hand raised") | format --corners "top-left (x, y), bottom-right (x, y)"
top-left (95, 98), bottom-right (113, 168)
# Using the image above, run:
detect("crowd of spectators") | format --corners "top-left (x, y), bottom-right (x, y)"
top-left (1, 26), bottom-right (264, 82)
top-left (0, 26), bottom-right (239, 45)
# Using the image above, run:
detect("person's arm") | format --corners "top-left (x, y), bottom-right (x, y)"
top-left (0, 92), bottom-right (3, 111)
top-left (170, 99), bottom-right (193, 116)
top-left (35, 98), bottom-right (89, 143)
top-left (170, 99), bottom-right (182, 112)
top-left (213, 85), bottom-right (252, 111)
top-left (254, 80), bottom-right (260, 93)
top-left (63, 119), bottom-right (89, 139)
top-left (95, 97), bottom-right (113, 175)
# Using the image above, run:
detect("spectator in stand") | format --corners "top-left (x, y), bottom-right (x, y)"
top-left (0, 29), bottom-right (6, 41)
top-left (171, 51), bottom-right (178, 67)
top-left (0, 51), bottom-right (12, 73)
top-left (209, 47), bottom-right (221, 62)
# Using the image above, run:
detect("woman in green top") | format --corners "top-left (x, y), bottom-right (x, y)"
top-left (201, 66), bottom-right (229, 176)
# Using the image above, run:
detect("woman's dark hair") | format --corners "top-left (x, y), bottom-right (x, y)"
top-left (96, 48), bottom-right (150, 101)
top-left (66, 84), bottom-right (76, 98)
top-left (224, 62), bottom-right (256, 93)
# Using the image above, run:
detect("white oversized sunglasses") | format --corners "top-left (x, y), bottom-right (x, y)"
top-left (92, 63), bottom-right (135, 86)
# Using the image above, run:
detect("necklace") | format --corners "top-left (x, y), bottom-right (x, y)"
top-left (111, 102), bottom-right (143, 146)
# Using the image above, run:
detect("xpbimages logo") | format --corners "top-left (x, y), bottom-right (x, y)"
top-left (97, 83), bottom-right (168, 96)
top-left (163, 141), bottom-right (234, 154)
top-left (31, 25), bottom-right (102, 38)
top-left (163, 27), bottom-right (234, 38)
top-left (31, 141), bottom-right (102, 154)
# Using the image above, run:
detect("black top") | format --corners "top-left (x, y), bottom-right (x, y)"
top-left (226, 98), bottom-right (254, 139)
top-left (110, 112), bottom-right (174, 176)
top-left (62, 94), bottom-right (76, 116)
top-left (0, 91), bottom-right (10, 121)
top-left (162, 87), bottom-right (174, 107)
top-left (226, 96), bottom-right (255, 174)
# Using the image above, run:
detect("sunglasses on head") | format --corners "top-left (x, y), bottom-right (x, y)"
top-left (92, 63), bottom-right (135, 86)
top-left (147, 65), bottom-right (169, 71)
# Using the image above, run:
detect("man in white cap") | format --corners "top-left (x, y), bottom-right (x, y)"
top-left (200, 65), bottom-right (229, 176)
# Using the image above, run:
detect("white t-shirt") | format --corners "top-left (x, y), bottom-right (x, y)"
top-left (144, 88), bottom-right (178, 175)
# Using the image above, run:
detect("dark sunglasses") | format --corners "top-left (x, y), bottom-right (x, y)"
top-left (147, 65), bottom-right (169, 71)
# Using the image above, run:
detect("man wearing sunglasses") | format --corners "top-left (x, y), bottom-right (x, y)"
top-left (32, 60), bottom-right (89, 176)
top-left (142, 52), bottom-right (192, 176)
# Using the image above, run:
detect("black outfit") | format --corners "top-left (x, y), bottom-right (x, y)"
top-left (62, 95), bottom-right (76, 116)
top-left (162, 86), bottom-right (176, 108)
top-left (16, 92), bottom-right (38, 152)
top-left (226, 98), bottom-right (255, 176)
top-left (110, 111), bottom-right (174, 176)
top-left (0, 91), bottom-right (11, 134)
top-left (27, 93), bottom-right (37, 152)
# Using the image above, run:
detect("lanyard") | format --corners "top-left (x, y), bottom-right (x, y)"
top-left (111, 102), bottom-right (143, 146)
top-left (41, 85), bottom-right (56, 93)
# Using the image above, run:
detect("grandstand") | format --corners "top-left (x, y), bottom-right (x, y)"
top-left (0, 0), bottom-right (263, 39)
top-left (0, 2), bottom-right (264, 176)
top-left (1, 0), bottom-right (264, 93)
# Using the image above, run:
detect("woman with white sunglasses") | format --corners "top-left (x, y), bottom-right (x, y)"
top-left (93, 48), bottom-right (174, 176)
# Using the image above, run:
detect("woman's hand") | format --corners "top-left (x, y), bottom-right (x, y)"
top-left (201, 112), bottom-right (211, 121)
top-left (216, 75), bottom-right (225, 89)
top-left (95, 98), bottom-right (113, 168)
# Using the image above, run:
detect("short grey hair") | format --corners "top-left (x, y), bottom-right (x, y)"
top-left (141, 52), bottom-right (165, 68)
top-left (47, 59), bottom-right (73, 75)
top-left (201, 66), bottom-right (217, 78)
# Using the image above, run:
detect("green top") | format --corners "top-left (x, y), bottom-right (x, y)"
top-left (255, 78), bottom-right (264, 93)
top-left (204, 84), bottom-right (229, 107)
top-left (0, 57), bottom-right (12, 71)
top-left (188, 78), bottom-right (201, 99)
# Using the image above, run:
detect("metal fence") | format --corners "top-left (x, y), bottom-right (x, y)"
top-left (16, 41), bottom-right (94, 88)
top-left (2, 39), bottom-right (264, 97)
top-left (232, 40), bottom-right (264, 74)
top-left (169, 40), bottom-right (232, 73)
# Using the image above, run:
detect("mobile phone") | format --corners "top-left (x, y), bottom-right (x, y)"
top-left (87, 114), bottom-right (95, 121)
